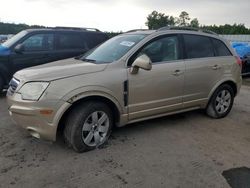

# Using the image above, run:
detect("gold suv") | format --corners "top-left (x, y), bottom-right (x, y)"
top-left (7, 27), bottom-right (242, 152)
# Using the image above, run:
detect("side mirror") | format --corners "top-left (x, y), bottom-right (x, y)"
top-left (14, 44), bottom-right (24, 54)
top-left (130, 54), bottom-right (152, 74)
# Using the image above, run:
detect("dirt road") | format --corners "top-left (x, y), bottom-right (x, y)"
top-left (0, 85), bottom-right (250, 188)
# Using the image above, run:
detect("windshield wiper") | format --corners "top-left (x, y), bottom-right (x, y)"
top-left (74, 55), bottom-right (84, 60)
top-left (81, 58), bottom-right (96, 63)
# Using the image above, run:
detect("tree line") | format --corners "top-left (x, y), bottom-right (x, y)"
top-left (0, 11), bottom-right (250, 35)
top-left (0, 22), bottom-right (121, 38)
top-left (0, 22), bottom-right (45, 34)
top-left (146, 11), bottom-right (250, 34)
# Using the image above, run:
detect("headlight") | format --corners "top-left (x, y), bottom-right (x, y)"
top-left (18, 82), bottom-right (49, 101)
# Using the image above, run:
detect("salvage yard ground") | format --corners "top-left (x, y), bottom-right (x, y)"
top-left (0, 80), bottom-right (250, 188)
top-left (243, 77), bottom-right (250, 86)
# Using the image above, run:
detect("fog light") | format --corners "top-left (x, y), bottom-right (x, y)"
top-left (27, 128), bottom-right (40, 139)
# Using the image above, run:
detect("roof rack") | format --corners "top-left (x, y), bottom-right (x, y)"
top-left (55, 26), bottom-right (100, 32)
top-left (125, 29), bottom-right (149, 33)
top-left (157, 26), bottom-right (218, 35)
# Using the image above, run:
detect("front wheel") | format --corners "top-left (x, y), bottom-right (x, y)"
top-left (64, 101), bottom-right (113, 153)
top-left (206, 84), bottom-right (234, 119)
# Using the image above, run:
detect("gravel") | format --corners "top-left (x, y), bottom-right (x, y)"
top-left (0, 84), bottom-right (250, 188)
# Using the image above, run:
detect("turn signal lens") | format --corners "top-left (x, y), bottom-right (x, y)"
top-left (235, 56), bottom-right (242, 68)
top-left (40, 109), bottom-right (53, 115)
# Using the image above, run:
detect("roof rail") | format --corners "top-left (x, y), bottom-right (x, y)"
top-left (55, 26), bottom-right (100, 32)
top-left (157, 26), bottom-right (218, 35)
top-left (125, 29), bottom-right (149, 33)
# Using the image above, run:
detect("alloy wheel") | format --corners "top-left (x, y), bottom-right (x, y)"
top-left (215, 90), bottom-right (232, 114)
top-left (82, 111), bottom-right (110, 147)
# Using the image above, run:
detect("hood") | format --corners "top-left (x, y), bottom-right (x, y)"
top-left (0, 45), bottom-right (11, 56)
top-left (14, 58), bottom-right (108, 82)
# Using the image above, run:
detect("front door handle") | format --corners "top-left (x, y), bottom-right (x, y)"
top-left (172, 70), bottom-right (183, 76)
top-left (212, 65), bottom-right (221, 70)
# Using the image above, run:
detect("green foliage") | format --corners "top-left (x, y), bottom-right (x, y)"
top-left (145, 11), bottom-right (175, 29)
top-left (145, 10), bottom-right (250, 34)
top-left (201, 24), bottom-right (250, 34)
top-left (177, 11), bottom-right (191, 26)
top-left (190, 18), bottom-right (199, 28)
top-left (0, 22), bottom-right (45, 34)
top-left (105, 31), bottom-right (122, 38)
top-left (0, 22), bottom-right (122, 38)
top-left (0, 12), bottom-right (250, 35)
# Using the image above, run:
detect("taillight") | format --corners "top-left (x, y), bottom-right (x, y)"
top-left (235, 56), bottom-right (242, 68)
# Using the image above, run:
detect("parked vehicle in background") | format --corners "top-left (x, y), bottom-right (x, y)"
top-left (231, 42), bottom-right (250, 76)
top-left (242, 53), bottom-right (250, 76)
top-left (7, 27), bottom-right (242, 152)
top-left (0, 27), bottom-right (109, 91)
top-left (0, 35), bottom-right (8, 44)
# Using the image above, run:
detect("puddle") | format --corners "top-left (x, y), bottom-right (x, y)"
top-left (222, 167), bottom-right (250, 188)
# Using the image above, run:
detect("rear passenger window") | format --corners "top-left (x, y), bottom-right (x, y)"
top-left (183, 35), bottom-right (214, 59)
top-left (85, 33), bottom-right (107, 49)
top-left (212, 39), bottom-right (232, 56)
top-left (57, 33), bottom-right (88, 50)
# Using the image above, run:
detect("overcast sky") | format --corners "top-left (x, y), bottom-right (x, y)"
top-left (0, 0), bottom-right (249, 32)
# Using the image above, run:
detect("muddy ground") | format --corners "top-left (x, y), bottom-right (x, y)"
top-left (0, 81), bottom-right (250, 188)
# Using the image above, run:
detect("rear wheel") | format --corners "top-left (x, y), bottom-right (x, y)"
top-left (64, 101), bottom-right (113, 153)
top-left (206, 84), bottom-right (234, 118)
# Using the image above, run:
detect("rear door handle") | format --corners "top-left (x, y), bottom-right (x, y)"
top-left (172, 70), bottom-right (183, 76)
top-left (212, 65), bottom-right (221, 70)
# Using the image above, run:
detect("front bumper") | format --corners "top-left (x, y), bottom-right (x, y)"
top-left (7, 93), bottom-right (71, 141)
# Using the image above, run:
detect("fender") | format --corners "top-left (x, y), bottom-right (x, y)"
top-left (206, 77), bottom-right (238, 107)
top-left (52, 86), bottom-right (126, 140)
top-left (62, 85), bottom-right (125, 115)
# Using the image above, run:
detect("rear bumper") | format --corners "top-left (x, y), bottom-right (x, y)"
top-left (7, 93), bottom-right (71, 141)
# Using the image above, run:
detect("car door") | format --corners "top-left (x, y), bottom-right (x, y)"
top-left (10, 33), bottom-right (55, 74)
top-left (182, 34), bottom-right (225, 108)
top-left (127, 35), bottom-right (185, 121)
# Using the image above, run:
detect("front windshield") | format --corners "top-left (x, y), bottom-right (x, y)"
top-left (2, 30), bottom-right (28, 48)
top-left (81, 34), bottom-right (146, 63)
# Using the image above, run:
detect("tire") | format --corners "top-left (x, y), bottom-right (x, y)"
top-left (206, 84), bottom-right (234, 119)
top-left (64, 101), bottom-right (113, 153)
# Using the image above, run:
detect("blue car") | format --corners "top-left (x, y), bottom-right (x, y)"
top-left (232, 42), bottom-right (250, 76)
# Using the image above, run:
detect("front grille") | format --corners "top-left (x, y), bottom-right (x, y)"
top-left (7, 78), bottom-right (20, 96)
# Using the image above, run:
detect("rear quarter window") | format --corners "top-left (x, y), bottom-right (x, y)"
top-left (85, 33), bottom-right (108, 49)
top-left (212, 39), bottom-right (232, 57)
top-left (57, 33), bottom-right (88, 50)
top-left (183, 34), bottom-right (215, 59)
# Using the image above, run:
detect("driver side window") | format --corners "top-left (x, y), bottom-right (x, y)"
top-left (130, 35), bottom-right (179, 65)
top-left (22, 34), bottom-right (54, 52)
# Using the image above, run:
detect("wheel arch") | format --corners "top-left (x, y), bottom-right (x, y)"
top-left (206, 79), bottom-right (238, 108)
top-left (56, 95), bottom-right (122, 139)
